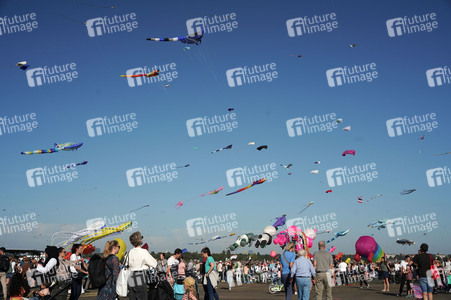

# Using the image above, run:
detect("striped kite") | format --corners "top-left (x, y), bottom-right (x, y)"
top-left (120, 69), bottom-right (159, 78)
top-left (21, 142), bottom-right (83, 155)
top-left (226, 178), bottom-right (266, 196)
top-left (147, 30), bottom-right (204, 45)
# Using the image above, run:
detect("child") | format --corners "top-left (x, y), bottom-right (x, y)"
top-left (182, 277), bottom-right (197, 300)
top-left (178, 257), bottom-right (186, 279)
top-left (31, 283), bottom-right (51, 300)
top-left (405, 265), bottom-right (413, 298)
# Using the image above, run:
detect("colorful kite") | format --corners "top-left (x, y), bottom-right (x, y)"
top-left (325, 229), bottom-right (349, 244)
top-left (400, 189), bottom-right (416, 195)
top-left (368, 219), bottom-right (389, 230)
top-left (358, 193), bottom-right (382, 203)
top-left (256, 145), bottom-right (268, 151)
top-left (342, 150), bottom-right (356, 156)
top-left (21, 142), bottom-right (83, 155)
top-left (358, 197), bottom-right (364, 204)
top-left (226, 178), bottom-right (266, 196)
top-left (147, 30), bottom-right (204, 45)
top-left (212, 144), bottom-right (232, 154)
top-left (297, 202), bottom-right (314, 214)
top-left (130, 204), bottom-right (150, 212)
top-left (201, 186), bottom-right (223, 196)
top-left (121, 70), bottom-right (159, 78)
top-left (66, 161), bottom-right (88, 168)
top-left (354, 236), bottom-right (385, 263)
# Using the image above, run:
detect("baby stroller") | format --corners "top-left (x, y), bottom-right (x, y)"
top-left (174, 277), bottom-right (199, 300)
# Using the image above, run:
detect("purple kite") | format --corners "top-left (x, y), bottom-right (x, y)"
top-left (272, 214), bottom-right (286, 229)
top-left (342, 150), bottom-right (356, 156)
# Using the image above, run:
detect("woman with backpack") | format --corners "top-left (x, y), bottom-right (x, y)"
top-left (97, 240), bottom-right (120, 300)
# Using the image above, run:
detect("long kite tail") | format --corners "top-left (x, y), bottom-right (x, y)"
top-left (146, 37), bottom-right (185, 42)
top-left (120, 74), bottom-right (145, 78)
top-left (21, 148), bottom-right (58, 155)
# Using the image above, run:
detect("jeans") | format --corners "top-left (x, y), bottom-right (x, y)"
top-left (203, 276), bottom-right (219, 300)
top-left (281, 273), bottom-right (292, 300)
top-left (69, 276), bottom-right (82, 300)
top-left (295, 277), bottom-right (311, 300)
top-left (418, 277), bottom-right (433, 293)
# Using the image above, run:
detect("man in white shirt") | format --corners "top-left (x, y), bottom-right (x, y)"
top-left (217, 261), bottom-right (224, 282)
top-left (338, 260), bottom-right (348, 285)
top-left (397, 256), bottom-right (409, 297)
top-left (167, 248), bottom-right (182, 285)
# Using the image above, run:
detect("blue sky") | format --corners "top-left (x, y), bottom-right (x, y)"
top-left (0, 0), bottom-right (450, 256)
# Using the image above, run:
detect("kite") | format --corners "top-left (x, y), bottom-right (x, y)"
top-left (188, 233), bottom-right (235, 245)
top-left (290, 54), bottom-right (302, 57)
top-left (200, 186), bottom-right (223, 196)
top-left (228, 108), bottom-right (234, 111)
top-left (248, 142), bottom-right (255, 145)
top-left (342, 150), bottom-right (356, 156)
top-left (175, 201), bottom-right (184, 208)
top-left (130, 204), bottom-right (150, 212)
top-left (280, 164), bottom-right (293, 170)
top-left (194, 146), bottom-right (198, 150)
top-left (147, 30), bottom-right (204, 45)
top-left (396, 239), bottom-right (415, 246)
top-left (410, 283), bottom-right (422, 299)
top-left (272, 214), bottom-right (286, 229)
top-left (335, 119), bottom-right (343, 123)
top-left (325, 229), bottom-right (349, 244)
top-left (176, 164), bottom-right (190, 168)
top-left (400, 189), bottom-right (416, 195)
top-left (367, 219), bottom-right (389, 230)
top-left (343, 126), bottom-right (351, 131)
top-left (164, 84), bottom-right (170, 88)
top-left (354, 236), bottom-right (385, 263)
top-left (51, 220), bottom-right (132, 250)
top-left (310, 170), bottom-right (319, 174)
top-left (328, 246), bottom-right (336, 253)
top-left (66, 161), bottom-right (88, 168)
top-left (314, 161), bottom-right (320, 164)
top-left (211, 144), bottom-right (232, 154)
top-left (349, 44), bottom-right (357, 48)
top-left (21, 142), bottom-right (83, 155)
top-left (325, 190), bottom-right (332, 193)
top-left (358, 193), bottom-right (382, 203)
top-left (17, 61), bottom-right (30, 70)
top-left (121, 70), bottom-right (159, 78)
top-left (256, 145), bottom-right (268, 151)
top-left (418, 135), bottom-right (425, 140)
top-left (316, 229), bottom-right (331, 235)
top-left (183, 47), bottom-right (191, 51)
top-left (434, 152), bottom-right (451, 156)
top-left (226, 178), bottom-right (266, 196)
top-left (357, 197), bottom-right (364, 204)
top-left (297, 202), bottom-right (314, 214)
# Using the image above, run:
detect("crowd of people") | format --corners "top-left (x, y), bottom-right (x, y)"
top-left (0, 240), bottom-right (450, 300)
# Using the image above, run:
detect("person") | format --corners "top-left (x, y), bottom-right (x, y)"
top-left (97, 240), bottom-right (121, 300)
top-left (201, 247), bottom-right (219, 300)
top-left (357, 261), bottom-right (369, 289)
top-left (0, 247), bottom-right (10, 300)
top-left (398, 255), bottom-right (410, 296)
top-left (128, 231), bottom-right (157, 300)
top-left (290, 249), bottom-right (315, 300)
top-left (244, 264), bottom-right (249, 284)
top-left (30, 283), bottom-right (51, 300)
top-left (379, 257), bottom-right (390, 292)
top-left (53, 247), bottom-right (72, 300)
top-left (217, 262), bottom-right (223, 282)
top-left (167, 249), bottom-right (182, 286)
top-left (156, 253), bottom-right (167, 280)
top-left (411, 243), bottom-right (433, 300)
top-left (280, 242), bottom-right (296, 300)
top-left (8, 274), bottom-right (28, 300)
top-left (226, 262), bottom-right (234, 290)
top-left (187, 260), bottom-right (194, 278)
top-left (182, 277), bottom-right (197, 300)
top-left (405, 259), bottom-right (414, 298)
top-left (313, 241), bottom-right (335, 300)
top-left (234, 261), bottom-right (242, 286)
top-left (338, 260), bottom-right (348, 286)
top-left (69, 244), bottom-right (88, 300)
top-left (178, 257), bottom-right (186, 279)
